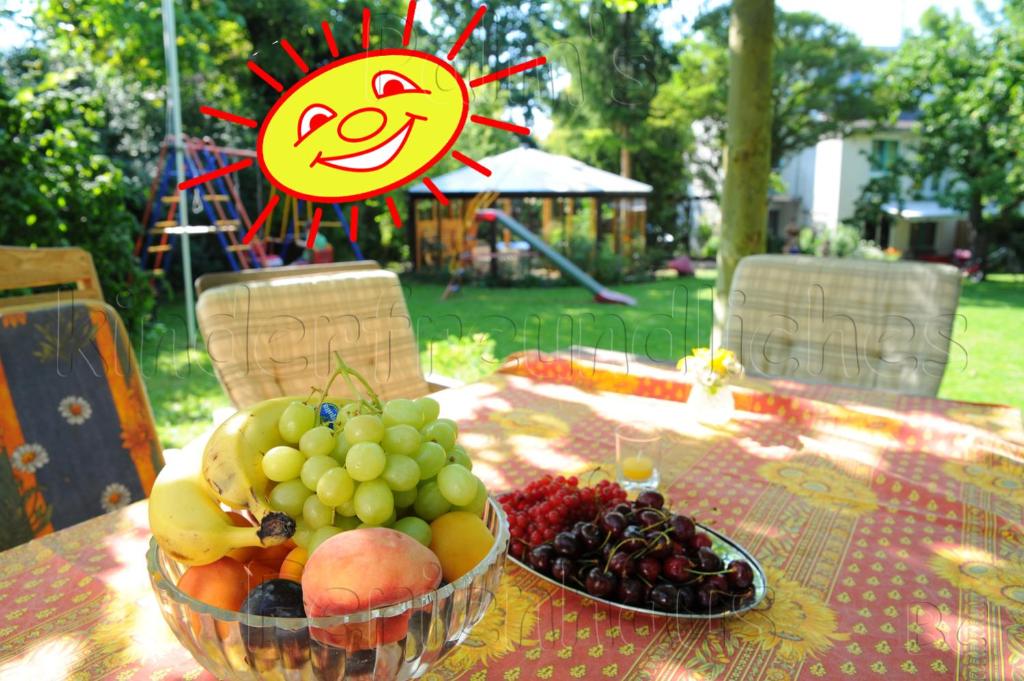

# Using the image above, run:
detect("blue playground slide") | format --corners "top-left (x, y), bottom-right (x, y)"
top-left (479, 209), bottom-right (637, 306)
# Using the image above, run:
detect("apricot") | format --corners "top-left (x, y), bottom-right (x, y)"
top-left (249, 540), bottom-right (297, 571)
top-left (279, 547), bottom-right (308, 583)
top-left (178, 557), bottom-right (249, 638)
top-left (302, 528), bottom-right (442, 650)
top-left (430, 512), bottom-right (494, 582)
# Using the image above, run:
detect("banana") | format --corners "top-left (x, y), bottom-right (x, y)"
top-left (202, 397), bottom-right (293, 521)
top-left (202, 395), bottom-right (348, 525)
top-left (148, 447), bottom-right (293, 566)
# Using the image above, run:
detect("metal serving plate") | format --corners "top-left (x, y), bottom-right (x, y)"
top-left (508, 522), bottom-right (768, 619)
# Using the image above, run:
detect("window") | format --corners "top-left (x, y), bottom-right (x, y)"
top-left (871, 139), bottom-right (900, 172)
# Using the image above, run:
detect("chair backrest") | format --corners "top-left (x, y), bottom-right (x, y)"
top-left (196, 267), bottom-right (429, 407)
top-left (0, 299), bottom-right (163, 550)
top-left (722, 254), bottom-right (962, 396)
top-left (194, 260), bottom-right (381, 296)
top-left (0, 246), bottom-right (103, 308)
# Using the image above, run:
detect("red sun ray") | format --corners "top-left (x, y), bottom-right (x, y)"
top-left (470, 56), bottom-right (547, 88)
top-left (280, 39), bottom-right (309, 73)
top-left (386, 196), bottom-right (403, 228)
top-left (422, 177), bottom-right (449, 206)
top-left (362, 8), bottom-right (371, 49)
top-left (200, 105), bottom-right (258, 129)
top-left (305, 206), bottom-right (323, 248)
top-left (470, 114), bottom-right (530, 136)
top-left (248, 60), bottom-right (284, 92)
top-left (349, 205), bottom-right (360, 242)
top-left (447, 5), bottom-right (487, 61)
top-left (402, 0), bottom-right (417, 47)
top-left (243, 194), bottom-right (280, 244)
top-left (179, 158), bottom-right (253, 191)
top-left (322, 21), bottom-right (339, 58)
top-left (452, 150), bottom-right (492, 177)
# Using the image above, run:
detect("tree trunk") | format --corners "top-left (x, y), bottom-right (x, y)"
top-left (714, 0), bottom-right (775, 340)
top-left (620, 128), bottom-right (632, 179)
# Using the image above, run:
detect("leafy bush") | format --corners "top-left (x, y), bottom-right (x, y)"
top-left (0, 54), bottom-right (153, 332)
top-left (420, 333), bottom-right (498, 384)
top-left (798, 224), bottom-right (863, 258)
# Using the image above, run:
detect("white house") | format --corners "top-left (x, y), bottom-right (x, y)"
top-left (776, 119), bottom-right (968, 256)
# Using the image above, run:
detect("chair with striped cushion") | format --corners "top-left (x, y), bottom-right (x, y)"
top-left (0, 247), bottom-right (162, 550)
top-left (722, 255), bottom-right (962, 396)
top-left (196, 267), bottom-right (433, 407)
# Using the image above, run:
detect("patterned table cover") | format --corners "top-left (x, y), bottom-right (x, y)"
top-left (1, 356), bottom-right (1023, 680)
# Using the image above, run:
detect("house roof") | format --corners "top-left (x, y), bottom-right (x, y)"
top-left (407, 146), bottom-right (653, 198)
top-left (881, 200), bottom-right (965, 222)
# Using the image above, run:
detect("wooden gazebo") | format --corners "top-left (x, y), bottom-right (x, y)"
top-left (406, 146), bottom-right (652, 273)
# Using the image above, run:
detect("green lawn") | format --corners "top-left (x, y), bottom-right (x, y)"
top-left (141, 272), bottom-right (1023, 449)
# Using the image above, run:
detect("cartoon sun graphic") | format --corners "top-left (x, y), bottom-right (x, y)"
top-left (185, 4), bottom-right (545, 246)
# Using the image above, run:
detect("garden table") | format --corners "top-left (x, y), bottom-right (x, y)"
top-left (1, 352), bottom-right (1022, 680)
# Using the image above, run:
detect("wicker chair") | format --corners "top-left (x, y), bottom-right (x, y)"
top-left (196, 266), bottom-right (438, 407)
top-left (0, 246), bottom-right (162, 550)
top-left (722, 255), bottom-right (962, 396)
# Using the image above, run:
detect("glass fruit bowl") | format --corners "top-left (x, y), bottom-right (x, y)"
top-left (148, 499), bottom-right (509, 680)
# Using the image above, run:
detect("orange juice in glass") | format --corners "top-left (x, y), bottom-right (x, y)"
top-left (615, 424), bottom-right (661, 492)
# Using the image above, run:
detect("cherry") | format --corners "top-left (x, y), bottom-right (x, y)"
top-left (600, 511), bottom-right (628, 539)
top-left (727, 560), bottom-right (754, 591)
top-left (617, 578), bottom-right (646, 605)
top-left (612, 503), bottom-right (633, 515)
top-left (650, 584), bottom-right (681, 612)
top-left (662, 555), bottom-right (695, 583)
top-left (579, 523), bottom-right (604, 552)
top-left (529, 545), bottom-right (555, 572)
top-left (699, 574), bottom-right (729, 612)
top-left (608, 552), bottom-right (636, 578)
top-left (637, 556), bottom-right (661, 582)
top-left (635, 490), bottom-right (665, 509)
top-left (669, 515), bottom-right (696, 543)
top-left (619, 527), bottom-right (647, 554)
top-left (689, 533), bottom-right (713, 552)
top-left (553, 531), bottom-right (580, 557)
top-left (585, 568), bottom-right (617, 598)
top-left (696, 547), bottom-right (723, 573)
top-left (551, 557), bottom-right (574, 583)
top-left (645, 532), bottom-right (673, 558)
top-left (637, 509), bottom-right (664, 529)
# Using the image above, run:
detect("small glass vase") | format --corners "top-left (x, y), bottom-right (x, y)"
top-left (688, 383), bottom-right (735, 426)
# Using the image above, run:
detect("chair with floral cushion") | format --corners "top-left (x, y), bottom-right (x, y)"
top-left (0, 246), bottom-right (163, 551)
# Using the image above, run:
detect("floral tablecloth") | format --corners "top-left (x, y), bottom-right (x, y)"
top-left (1, 357), bottom-right (1023, 680)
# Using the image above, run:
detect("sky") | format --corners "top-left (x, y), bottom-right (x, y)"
top-left (658, 0), bottom-right (998, 45)
top-left (0, 0), bottom-right (1002, 51)
top-left (0, 0), bottom-right (1002, 139)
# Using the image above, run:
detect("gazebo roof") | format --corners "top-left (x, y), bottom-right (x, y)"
top-left (407, 146), bottom-right (653, 198)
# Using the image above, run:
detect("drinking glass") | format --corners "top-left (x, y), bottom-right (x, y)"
top-left (615, 424), bottom-right (662, 492)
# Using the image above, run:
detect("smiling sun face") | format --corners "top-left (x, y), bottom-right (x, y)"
top-left (259, 50), bottom-right (468, 203)
top-left (186, 4), bottom-right (546, 246)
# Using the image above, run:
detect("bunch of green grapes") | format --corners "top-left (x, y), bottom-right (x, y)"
top-left (262, 395), bottom-right (487, 555)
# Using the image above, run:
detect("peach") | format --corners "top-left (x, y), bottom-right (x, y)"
top-left (178, 557), bottom-right (249, 638)
top-left (302, 528), bottom-right (442, 650)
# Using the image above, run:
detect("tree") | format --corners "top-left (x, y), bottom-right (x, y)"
top-left (428, 0), bottom-right (546, 123)
top-left (546, 0), bottom-right (674, 179)
top-left (0, 53), bottom-right (153, 331)
top-left (878, 6), bottom-right (1024, 258)
top-left (715, 0), bottom-right (773, 334)
top-left (665, 6), bottom-right (881, 187)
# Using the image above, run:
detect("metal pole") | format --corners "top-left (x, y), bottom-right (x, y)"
top-left (161, 0), bottom-right (197, 346)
